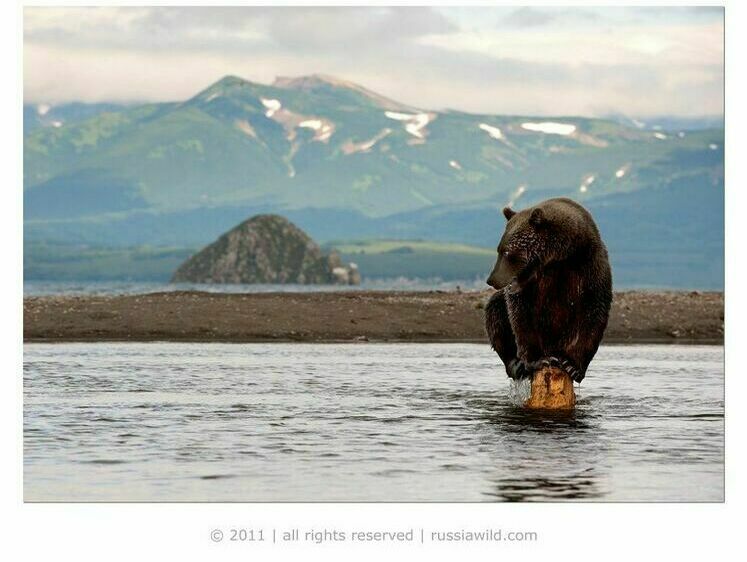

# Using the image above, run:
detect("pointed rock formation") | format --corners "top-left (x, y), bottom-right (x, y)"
top-left (171, 214), bottom-right (360, 285)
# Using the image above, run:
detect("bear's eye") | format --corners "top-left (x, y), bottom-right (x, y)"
top-left (504, 251), bottom-right (520, 263)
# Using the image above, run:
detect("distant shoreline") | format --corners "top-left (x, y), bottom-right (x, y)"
top-left (23, 290), bottom-right (724, 345)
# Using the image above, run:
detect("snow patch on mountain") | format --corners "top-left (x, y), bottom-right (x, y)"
top-left (384, 111), bottom-right (412, 121)
top-left (653, 132), bottom-right (668, 140)
top-left (507, 185), bottom-right (526, 207)
top-left (318, 125), bottom-right (333, 142)
top-left (36, 104), bottom-right (51, 116)
top-left (521, 122), bottom-right (576, 136)
top-left (299, 119), bottom-right (322, 130)
top-left (205, 92), bottom-right (221, 103)
top-left (615, 165), bottom-right (630, 179)
top-left (385, 111), bottom-right (435, 140)
top-left (262, 102), bottom-right (335, 143)
top-left (709, 143), bottom-right (719, 150)
top-left (579, 174), bottom-right (596, 193)
top-left (478, 123), bottom-right (503, 140)
top-left (261, 98), bottom-right (281, 118)
top-left (298, 119), bottom-right (334, 142)
top-left (449, 160), bottom-right (462, 170)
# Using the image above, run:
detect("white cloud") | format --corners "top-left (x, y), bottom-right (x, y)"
top-left (416, 22), bottom-right (723, 67)
top-left (23, 6), bottom-right (723, 118)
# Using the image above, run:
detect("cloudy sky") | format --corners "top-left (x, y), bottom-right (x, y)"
top-left (24, 6), bottom-right (724, 118)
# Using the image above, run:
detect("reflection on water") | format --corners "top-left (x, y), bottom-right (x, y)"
top-left (23, 343), bottom-right (723, 502)
top-left (465, 399), bottom-right (605, 501)
top-left (490, 471), bottom-right (602, 502)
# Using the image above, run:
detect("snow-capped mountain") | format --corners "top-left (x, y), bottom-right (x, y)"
top-left (24, 74), bottom-right (724, 287)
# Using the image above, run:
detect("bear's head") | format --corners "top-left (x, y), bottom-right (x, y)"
top-left (486, 205), bottom-right (548, 293)
top-left (487, 198), bottom-right (594, 293)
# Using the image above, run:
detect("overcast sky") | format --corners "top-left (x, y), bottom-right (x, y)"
top-left (23, 6), bottom-right (724, 118)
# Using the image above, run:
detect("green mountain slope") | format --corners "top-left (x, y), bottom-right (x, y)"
top-left (25, 74), bottom-right (723, 218)
top-left (23, 74), bottom-right (724, 288)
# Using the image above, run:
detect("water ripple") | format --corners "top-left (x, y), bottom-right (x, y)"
top-left (24, 343), bottom-right (724, 502)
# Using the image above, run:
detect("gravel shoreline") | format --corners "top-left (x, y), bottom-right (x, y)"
top-left (23, 290), bottom-right (724, 344)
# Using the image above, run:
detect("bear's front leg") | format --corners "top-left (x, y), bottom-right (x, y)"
top-left (506, 358), bottom-right (532, 380)
top-left (485, 292), bottom-right (531, 380)
top-left (560, 357), bottom-right (584, 383)
top-left (505, 291), bottom-right (543, 372)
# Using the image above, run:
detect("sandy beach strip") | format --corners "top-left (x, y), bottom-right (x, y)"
top-left (23, 290), bottom-right (723, 344)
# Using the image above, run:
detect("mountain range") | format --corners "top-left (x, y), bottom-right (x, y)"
top-left (23, 74), bottom-right (724, 288)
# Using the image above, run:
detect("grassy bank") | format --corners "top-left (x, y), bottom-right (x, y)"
top-left (25, 239), bottom-right (497, 283)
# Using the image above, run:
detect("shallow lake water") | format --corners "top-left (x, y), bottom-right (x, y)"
top-left (23, 279), bottom-right (486, 296)
top-left (24, 343), bottom-right (723, 502)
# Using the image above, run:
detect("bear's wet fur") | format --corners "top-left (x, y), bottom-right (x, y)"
top-left (485, 197), bottom-right (612, 383)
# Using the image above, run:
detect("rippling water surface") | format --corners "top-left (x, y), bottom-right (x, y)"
top-left (24, 343), bottom-right (723, 502)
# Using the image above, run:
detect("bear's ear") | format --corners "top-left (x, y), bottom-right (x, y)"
top-left (502, 207), bottom-right (516, 220)
top-left (529, 207), bottom-right (544, 226)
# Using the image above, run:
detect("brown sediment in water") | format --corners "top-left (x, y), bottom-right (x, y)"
top-left (23, 290), bottom-right (723, 344)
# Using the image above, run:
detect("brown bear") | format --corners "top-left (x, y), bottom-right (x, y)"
top-left (485, 197), bottom-right (612, 383)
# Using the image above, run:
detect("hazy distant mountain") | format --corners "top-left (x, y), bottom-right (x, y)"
top-left (605, 113), bottom-right (724, 132)
top-left (23, 74), bottom-right (724, 288)
top-left (23, 102), bottom-right (128, 133)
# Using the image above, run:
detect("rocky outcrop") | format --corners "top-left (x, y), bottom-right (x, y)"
top-left (171, 214), bottom-right (360, 285)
